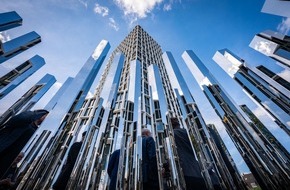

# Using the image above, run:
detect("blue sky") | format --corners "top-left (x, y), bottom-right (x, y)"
top-left (1, 0), bottom-right (290, 173)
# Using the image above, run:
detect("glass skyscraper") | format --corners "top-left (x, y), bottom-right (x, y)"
top-left (4, 25), bottom-right (290, 190)
top-left (13, 25), bottom-right (248, 190)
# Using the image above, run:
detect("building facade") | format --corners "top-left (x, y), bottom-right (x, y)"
top-left (4, 25), bottom-right (289, 190)
top-left (0, 31), bottom-right (41, 64)
top-left (12, 25), bottom-right (249, 190)
top-left (0, 73), bottom-right (56, 126)
top-left (213, 49), bottom-right (290, 135)
top-left (0, 11), bottom-right (22, 32)
top-left (182, 50), bottom-right (290, 190)
top-left (0, 55), bottom-right (46, 99)
top-left (250, 30), bottom-right (290, 68)
top-left (0, 11), bottom-right (55, 120)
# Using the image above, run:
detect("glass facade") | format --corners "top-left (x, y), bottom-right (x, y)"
top-left (0, 73), bottom-right (56, 126)
top-left (262, 0), bottom-right (290, 18)
top-left (16, 40), bottom-right (110, 189)
top-left (163, 51), bottom-right (246, 189)
top-left (0, 31), bottom-right (41, 64)
top-left (250, 30), bottom-right (290, 68)
top-left (0, 11), bottom-right (22, 32)
top-left (248, 65), bottom-right (290, 109)
top-left (4, 25), bottom-right (289, 190)
top-left (44, 77), bottom-right (74, 111)
top-left (0, 55), bottom-right (45, 99)
top-left (213, 49), bottom-right (290, 135)
top-left (257, 65), bottom-right (290, 91)
top-left (183, 50), bottom-right (290, 189)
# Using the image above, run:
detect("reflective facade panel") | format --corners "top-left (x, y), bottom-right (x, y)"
top-left (163, 51), bottom-right (246, 189)
top-left (0, 73), bottom-right (56, 126)
top-left (11, 25), bottom-right (290, 190)
top-left (0, 55), bottom-right (45, 99)
top-left (44, 77), bottom-right (74, 111)
top-left (34, 40), bottom-right (110, 134)
top-left (213, 49), bottom-right (290, 135)
top-left (240, 104), bottom-right (290, 164)
top-left (183, 50), bottom-right (290, 189)
top-left (250, 30), bottom-right (290, 68)
top-left (203, 84), bottom-right (290, 190)
top-left (0, 31), bottom-right (41, 64)
top-left (15, 40), bottom-right (110, 189)
top-left (0, 11), bottom-right (22, 32)
top-left (17, 25), bottom-right (204, 190)
top-left (207, 124), bottom-right (247, 190)
top-left (248, 66), bottom-right (290, 106)
top-left (262, 0), bottom-right (290, 18)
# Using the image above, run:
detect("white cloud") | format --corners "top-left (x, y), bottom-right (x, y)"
top-left (114, 0), bottom-right (163, 19)
top-left (109, 18), bottom-right (119, 31)
top-left (86, 91), bottom-right (94, 99)
top-left (92, 40), bottom-right (108, 60)
top-left (0, 31), bottom-right (11, 43)
top-left (92, 3), bottom-right (120, 31)
top-left (78, 0), bottom-right (88, 9)
top-left (277, 17), bottom-right (290, 35)
top-left (200, 77), bottom-right (211, 86)
top-left (54, 81), bottom-right (63, 89)
top-left (94, 3), bottom-right (109, 17)
top-left (163, 3), bottom-right (171, 11)
top-left (277, 69), bottom-right (290, 81)
top-left (254, 41), bottom-right (273, 55)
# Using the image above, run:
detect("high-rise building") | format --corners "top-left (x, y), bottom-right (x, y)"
top-left (15, 25), bottom-right (238, 190)
top-left (16, 40), bottom-right (111, 190)
top-left (182, 50), bottom-right (290, 189)
top-left (9, 26), bottom-right (290, 190)
top-left (213, 49), bottom-right (290, 135)
top-left (0, 55), bottom-right (46, 99)
top-left (249, 30), bottom-right (290, 68)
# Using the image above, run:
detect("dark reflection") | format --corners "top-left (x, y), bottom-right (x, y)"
top-left (107, 149), bottom-right (120, 190)
top-left (0, 152), bottom-right (24, 190)
top-left (142, 128), bottom-right (159, 190)
top-left (171, 118), bottom-right (207, 190)
top-left (53, 131), bottom-right (86, 190)
top-left (0, 110), bottom-right (48, 179)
